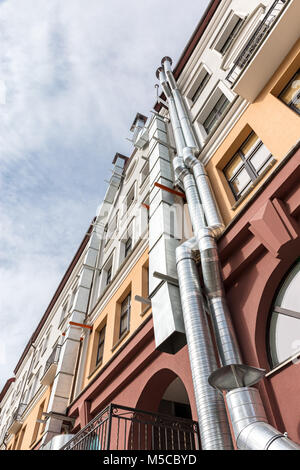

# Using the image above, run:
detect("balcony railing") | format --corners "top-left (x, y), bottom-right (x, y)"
top-left (226, 0), bottom-right (290, 85)
top-left (61, 403), bottom-right (200, 451)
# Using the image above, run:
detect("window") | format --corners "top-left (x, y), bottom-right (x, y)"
top-left (106, 212), bottom-right (118, 245)
top-left (203, 94), bottom-right (229, 134)
top-left (268, 260), bottom-right (300, 368)
top-left (96, 325), bottom-right (106, 366)
top-left (106, 265), bottom-right (112, 285)
top-left (279, 69), bottom-right (300, 115)
top-left (223, 132), bottom-right (274, 200)
top-left (140, 160), bottom-right (149, 187)
top-left (126, 184), bottom-right (135, 210)
top-left (191, 71), bottom-right (210, 103)
top-left (219, 17), bottom-right (243, 55)
top-left (59, 301), bottom-right (68, 326)
top-left (119, 294), bottom-right (131, 337)
top-left (124, 236), bottom-right (132, 258)
top-left (214, 13), bottom-right (243, 55)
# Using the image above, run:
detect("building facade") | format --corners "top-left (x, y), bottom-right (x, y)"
top-left (1, 0), bottom-right (300, 451)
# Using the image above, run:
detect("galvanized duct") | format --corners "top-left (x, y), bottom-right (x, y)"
top-left (176, 239), bottom-right (233, 450)
top-left (162, 57), bottom-right (224, 236)
top-left (158, 56), bottom-right (300, 450)
top-left (197, 227), bottom-right (242, 366)
top-left (157, 65), bottom-right (233, 450)
top-left (161, 57), bottom-right (241, 368)
top-left (226, 387), bottom-right (300, 450)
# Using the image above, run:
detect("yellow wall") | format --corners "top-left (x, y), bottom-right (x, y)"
top-left (7, 386), bottom-right (52, 450)
top-left (83, 247), bottom-right (151, 388)
top-left (206, 39), bottom-right (300, 225)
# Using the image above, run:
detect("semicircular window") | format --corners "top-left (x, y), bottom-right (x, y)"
top-left (269, 259), bottom-right (300, 368)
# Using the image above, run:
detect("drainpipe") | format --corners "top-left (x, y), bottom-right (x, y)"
top-left (176, 238), bottom-right (233, 450)
top-left (157, 57), bottom-right (300, 450)
top-left (157, 66), bottom-right (233, 450)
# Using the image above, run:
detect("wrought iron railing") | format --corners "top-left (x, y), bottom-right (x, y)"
top-left (61, 403), bottom-right (200, 451)
top-left (43, 344), bottom-right (61, 376)
top-left (226, 0), bottom-right (290, 85)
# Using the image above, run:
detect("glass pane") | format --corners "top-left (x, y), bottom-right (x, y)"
top-left (203, 95), bottom-right (229, 134)
top-left (280, 71), bottom-right (300, 106)
top-left (249, 144), bottom-right (271, 172)
top-left (224, 154), bottom-right (243, 179)
top-left (269, 313), bottom-right (300, 366)
top-left (120, 314), bottom-right (128, 335)
top-left (269, 261), bottom-right (300, 367)
top-left (230, 168), bottom-right (251, 196)
top-left (241, 132), bottom-right (259, 155)
top-left (191, 72), bottom-right (210, 102)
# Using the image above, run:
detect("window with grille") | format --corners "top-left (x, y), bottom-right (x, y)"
top-left (223, 132), bottom-right (274, 200)
top-left (120, 294), bottom-right (131, 337)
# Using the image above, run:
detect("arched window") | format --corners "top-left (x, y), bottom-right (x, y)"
top-left (268, 259), bottom-right (300, 368)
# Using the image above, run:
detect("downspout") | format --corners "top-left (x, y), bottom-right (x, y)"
top-left (159, 57), bottom-right (300, 450)
top-left (157, 66), bottom-right (233, 450)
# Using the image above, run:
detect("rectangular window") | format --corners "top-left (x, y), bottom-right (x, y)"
top-left (106, 265), bottom-right (112, 285)
top-left (223, 132), bottom-right (274, 200)
top-left (214, 14), bottom-right (243, 55)
top-left (191, 71), bottom-right (210, 103)
top-left (203, 94), bottom-right (229, 134)
top-left (126, 184), bottom-right (135, 210)
top-left (220, 17), bottom-right (243, 55)
top-left (106, 212), bottom-right (118, 244)
top-left (124, 237), bottom-right (132, 258)
top-left (279, 69), bottom-right (300, 115)
top-left (119, 294), bottom-right (131, 337)
top-left (96, 325), bottom-right (106, 366)
top-left (140, 160), bottom-right (149, 187)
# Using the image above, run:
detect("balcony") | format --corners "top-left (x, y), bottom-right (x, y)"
top-left (226, 0), bottom-right (299, 102)
top-left (7, 403), bottom-right (27, 435)
top-left (61, 403), bottom-right (200, 451)
top-left (40, 344), bottom-right (61, 386)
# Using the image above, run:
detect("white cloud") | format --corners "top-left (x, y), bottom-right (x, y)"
top-left (0, 0), bottom-right (209, 388)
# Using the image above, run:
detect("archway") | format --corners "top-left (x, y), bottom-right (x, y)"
top-left (125, 369), bottom-right (199, 450)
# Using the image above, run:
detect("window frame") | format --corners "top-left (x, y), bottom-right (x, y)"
top-left (96, 325), bottom-right (106, 366)
top-left (223, 132), bottom-right (273, 200)
top-left (119, 294), bottom-right (131, 338)
top-left (267, 258), bottom-right (300, 370)
top-left (278, 69), bottom-right (300, 116)
top-left (203, 93), bottom-right (230, 135)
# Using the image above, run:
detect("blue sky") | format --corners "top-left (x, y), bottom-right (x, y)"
top-left (0, 0), bottom-right (209, 388)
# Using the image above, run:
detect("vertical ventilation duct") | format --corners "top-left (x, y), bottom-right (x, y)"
top-left (157, 57), bottom-right (300, 451)
top-left (156, 66), bottom-right (233, 451)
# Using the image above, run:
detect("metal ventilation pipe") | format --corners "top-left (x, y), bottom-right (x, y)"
top-left (176, 239), bottom-right (233, 450)
top-left (157, 65), bottom-right (233, 450)
top-left (161, 57), bottom-right (224, 236)
top-left (162, 57), bottom-right (198, 150)
top-left (226, 387), bottom-right (300, 450)
top-left (157, 57), bottom-right (300, 451)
